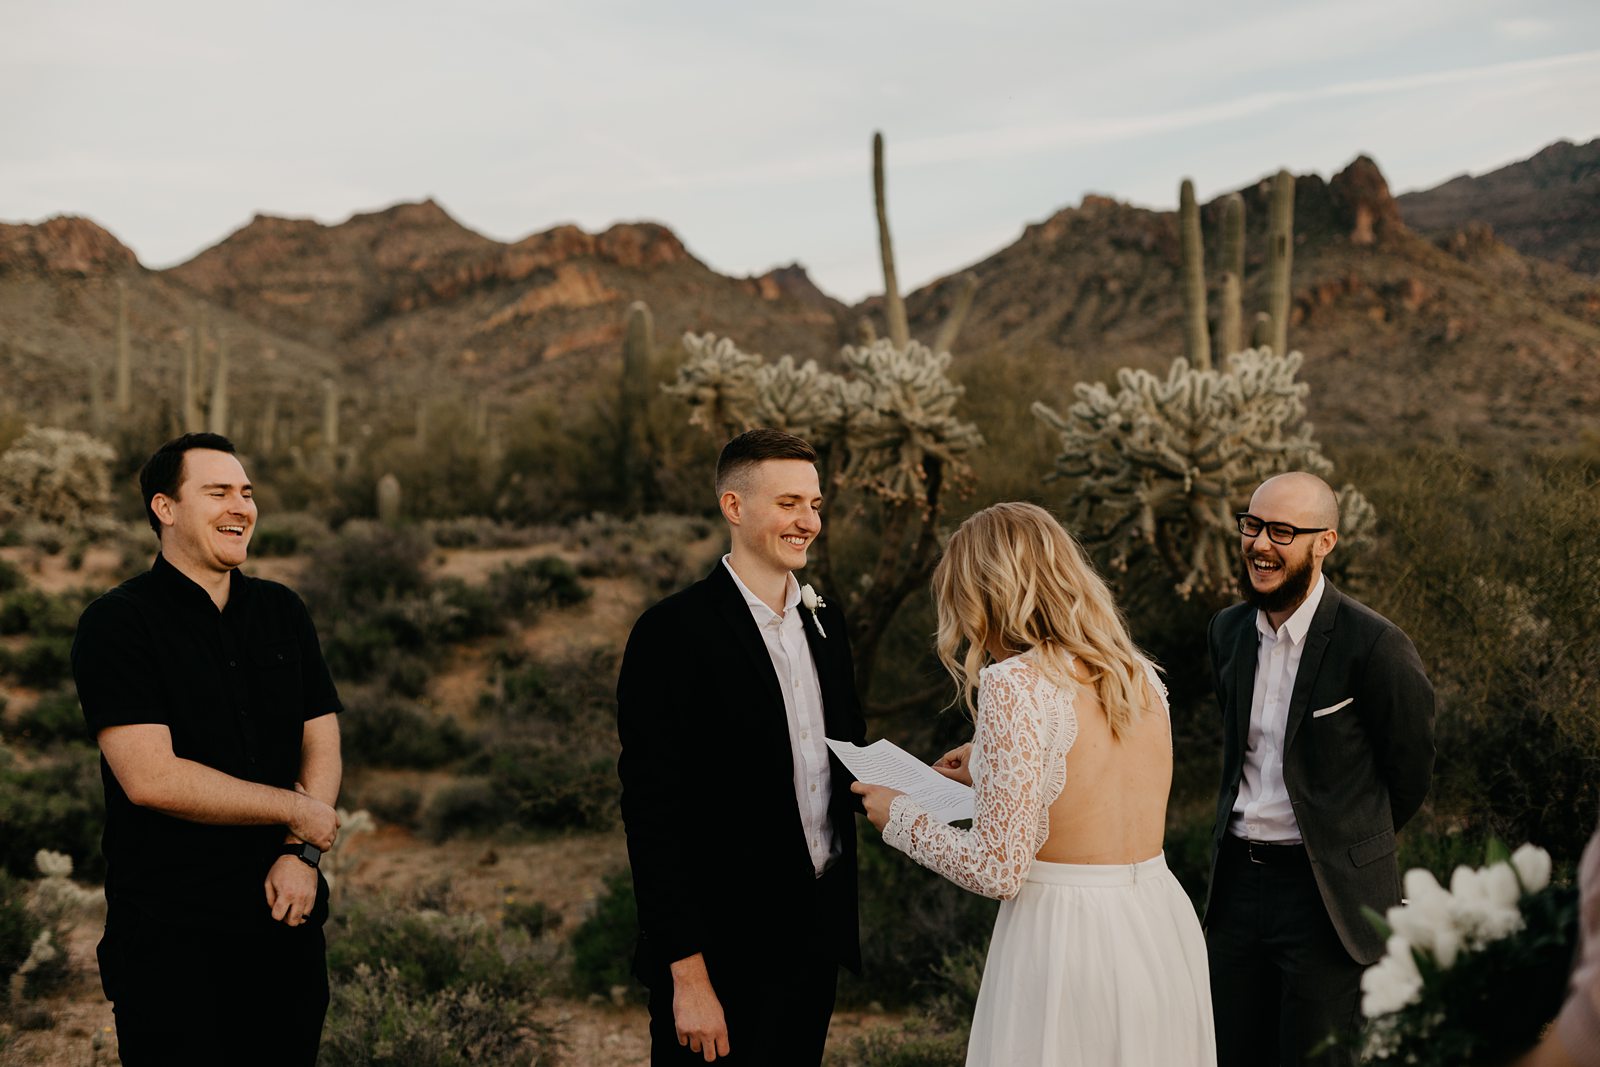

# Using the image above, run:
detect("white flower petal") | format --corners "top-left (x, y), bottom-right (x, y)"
top-left (1511, 844), bottom-right (1552, 893)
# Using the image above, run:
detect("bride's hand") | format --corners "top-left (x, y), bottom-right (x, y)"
top-left (850, 782), bottom-right (905, 831)
top-left (933, 743), bottom-right (974, 786)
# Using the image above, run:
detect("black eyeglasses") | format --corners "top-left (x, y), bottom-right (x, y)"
top-left (1235, 513), bottom-right (1329, 545)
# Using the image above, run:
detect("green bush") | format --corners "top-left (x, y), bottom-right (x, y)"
top-left (339, 689), bottom-right (473, 770)
top-left (502, 900), bottom-right (556, 938)
top-left (325, 898), bottom-right (550, 1000)
top-left (0, 743), bottom-right (104, 880)
top-left (5, 688), bottom-right (84, 747)
top-left (840, 830), bottom-right (998, 1010)
top-left (487, 556), bottom-right (589, 616)
top-left (251, 511), bottom-right (332, 557)
top-left (300, 522), bottom-right (431, 617)
top-left (321, 894), bottom-right (558, 1065)
top-left (0, 558), bottom-right (22, 595)
top-left (484, 742), bottom-right (617, 832)
top-left (420, 778), bottom-right (503, 843)
top-left (319, 964), bottom-right (551, 1067)
top-left (567, 869), bottom-right (644, 1003)
top-left (0, 587), bottom-right (90, 638)
top-left (14, 637), bottom-right (72, 688)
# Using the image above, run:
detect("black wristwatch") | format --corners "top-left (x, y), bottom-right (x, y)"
top-left (280, 842), bottom-right (322, 869)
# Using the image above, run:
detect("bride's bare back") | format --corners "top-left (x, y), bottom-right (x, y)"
top-left (1033, 656), bottom-right (1172, 866)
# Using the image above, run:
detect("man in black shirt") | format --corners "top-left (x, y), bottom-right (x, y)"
top-left (71, 433), bottom-right (343, 1066)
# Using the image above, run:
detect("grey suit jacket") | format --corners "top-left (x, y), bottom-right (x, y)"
top-left (1203, 580), bottom-right (1436, 964)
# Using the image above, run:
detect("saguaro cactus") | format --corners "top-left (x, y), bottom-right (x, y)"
top-left (322, 379), bottom-right (340, 452)
top-left (873, 132), bottom-right (910, 350)
top-left (616, 301), bottom-right (655, 511)
top-left (115, 280), bottom-right (132, 413)
top-left (207, 332), bottom-right (230, 436)
top-left (1216, 193), bottom-right (1245, 356)
top-left (376, 473), bottom-right (402, 523)
top-left (932, 272), bottom-right (979, 356)
top-left (1266, 169), bottom-right (1295, 355)
top-left (1178, 179), bottom-right (1211, 370)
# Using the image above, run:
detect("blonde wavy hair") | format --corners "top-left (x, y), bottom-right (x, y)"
top-left (933, 502), bottom-right (1153, 740)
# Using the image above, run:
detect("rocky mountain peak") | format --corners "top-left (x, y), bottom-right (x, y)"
top-left (1328, 155), bottom-right (1401, 246)
top-left (0, 216), bottom-right (141, 277)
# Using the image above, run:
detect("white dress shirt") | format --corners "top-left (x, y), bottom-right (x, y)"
top-left (723, 557), bottom-right (837, 876)
top-left (1229, 575), bottom-right (1326, 843)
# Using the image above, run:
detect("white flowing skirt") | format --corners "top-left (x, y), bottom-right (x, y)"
top-left (966, 853), bottom-right (1216, 1066)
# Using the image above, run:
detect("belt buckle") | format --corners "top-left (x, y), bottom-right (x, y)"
top-left (1246, 840), bottom-right (1268, 865)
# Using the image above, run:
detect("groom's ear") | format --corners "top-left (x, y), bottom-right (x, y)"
top-left (719, 490), bottom-right (742, 526)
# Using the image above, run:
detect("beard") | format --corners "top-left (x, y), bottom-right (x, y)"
top-left (1238, 549), bottom-right (1316, 615)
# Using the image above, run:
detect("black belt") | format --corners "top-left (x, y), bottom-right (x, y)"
top-left (1223, 834), bottom-right (1308, 866)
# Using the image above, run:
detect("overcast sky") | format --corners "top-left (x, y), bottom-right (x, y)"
top-left (5, 1), bottom-right (1599, 302)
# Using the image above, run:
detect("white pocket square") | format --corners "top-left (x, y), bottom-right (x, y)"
top-left (1311, 698), bottom-right (1354, 719)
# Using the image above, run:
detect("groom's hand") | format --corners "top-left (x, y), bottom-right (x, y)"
top-left (669, 953), bottom-right (730, 1061)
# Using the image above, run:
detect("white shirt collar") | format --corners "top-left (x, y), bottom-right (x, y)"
top-left (722, 554), bottom-right (800, 622)
top-left (1256, 573), bottom-right (1326, 646)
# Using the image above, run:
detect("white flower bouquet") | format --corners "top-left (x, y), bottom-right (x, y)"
top-left (1356, 840), bottom-right (1579, 1064)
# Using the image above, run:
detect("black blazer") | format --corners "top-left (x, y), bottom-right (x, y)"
top-left (1204, 580), bottom-right (1436, 964)
top-left (617, 563), bottom-right (866, 986)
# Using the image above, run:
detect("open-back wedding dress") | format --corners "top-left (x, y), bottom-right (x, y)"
top-left (882, 651), bottom-right (1216, 1066)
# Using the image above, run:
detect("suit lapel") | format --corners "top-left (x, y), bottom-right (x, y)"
top-left (1232, 612), bottom-right (1257, 758)
top-left (1283, 581), bottom-right (1342, 754)
top-left (706, 564), bottom-right (788, 724)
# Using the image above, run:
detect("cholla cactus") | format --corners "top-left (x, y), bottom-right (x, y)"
top-left (667, 334), bottom-right (982, 694)
top-left (665, 334), bottom-right (763, 437)
top-left (322, 808), bottom-right (375, 897)
top-left (1034, 347), bottom-right (1370, 603)
top-left (31, 849), bottom-right (103, 919)
top-left (0, 426), bottom-right (117, 531)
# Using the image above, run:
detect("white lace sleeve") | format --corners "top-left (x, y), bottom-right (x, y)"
top-left (881, 659), bottom-right (1076, 900)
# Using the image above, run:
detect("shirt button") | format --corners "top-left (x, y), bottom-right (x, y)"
top-left (229, 660), bottom-right (237, 668)
top-left (800, 730), bottom-right (808, 740)
top-left (810, 783), bottom-right (817, 792)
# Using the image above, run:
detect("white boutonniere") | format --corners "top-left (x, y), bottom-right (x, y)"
top-left (799, 583), bottom-right (827, 638)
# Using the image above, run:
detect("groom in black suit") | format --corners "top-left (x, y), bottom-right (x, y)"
top-left (1205, 472), bottom-right (1435, 1067)
top-left (618, 428), bottom-right (865, 1065)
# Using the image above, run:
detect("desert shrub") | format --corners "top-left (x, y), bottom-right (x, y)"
top-left (325, 897), bottom-right (551, 999)
top-left (483, 741), bottom-right (616, 832)
top-left (0, 744), bottom-right (104, 880)
top-left (834, 1020), bottom-right (967, 1067)
top-left (840, 830), bottom-right (997, 1009)
top-left (13, 637), bottom-right (71, 688)
top-left (319, 964), bottom-right (551, 1067)
top-left (0, 587), bottom-right (92, 638)
top-left (487, 556), bottom-right (589, 616)
top-left (301, 521), bottom-right (431, 614)
top-left (0, 869), bottom-right (43, 1006)
top-left (351, 780), bottom-right (423, 830)
top-left (423, 517), bottom-right (554, 550)
top-left (567, 869), bottom-right (644, 1003)
top-left (501, 900), bottom-right (556, 939)
top-left (463, 650), bottom-right (621, 834)
top-left (321, 895), bottom-right (555, 1066)
top-left (420, 778), bottom-right (502, 843)
top-left (339, 688), bottom-right (473, 770)
top-left (0, 427), bottom-right (116, 531)
top-left (1339, 448), bottom-right (1600, 863)
top-left (567, 512), bottom-right (713, 593)
top-left (5, 687), bottom-right (84, 747)
top-left (251, 511), bottom-right (332, 557)
top-left (0, 559), bottom-right (21, 595)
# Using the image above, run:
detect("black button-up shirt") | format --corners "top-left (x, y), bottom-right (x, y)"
top-left (72, 555), bottom-right (342, 931)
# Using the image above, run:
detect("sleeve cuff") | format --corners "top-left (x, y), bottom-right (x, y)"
top-left (882, 794), bottom-right (925, 854)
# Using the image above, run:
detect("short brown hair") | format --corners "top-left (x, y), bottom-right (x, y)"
top-left (715, 428), bottom-right (818, 498)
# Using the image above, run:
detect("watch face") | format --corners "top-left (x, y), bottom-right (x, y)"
top-left (300, 844), bottom-right (322, 866)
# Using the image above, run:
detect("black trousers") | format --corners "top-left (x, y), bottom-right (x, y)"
top-left (647, 946), bottom-right (838, 1067)
top-left (1206, 836), bottom-right (1364, 1067)
top-left (98, 916), bottom-right (329, 1067)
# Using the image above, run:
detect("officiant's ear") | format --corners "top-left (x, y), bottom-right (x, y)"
top-left (720, 489), bottom-right (743, 527)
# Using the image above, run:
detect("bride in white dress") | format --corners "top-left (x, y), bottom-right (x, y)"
top-left (852, 502), bottom-right (1216, 1066)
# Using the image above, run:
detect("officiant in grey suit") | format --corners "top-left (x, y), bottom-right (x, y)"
top-left (1204, 472), bottom-right (1436, 1067)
